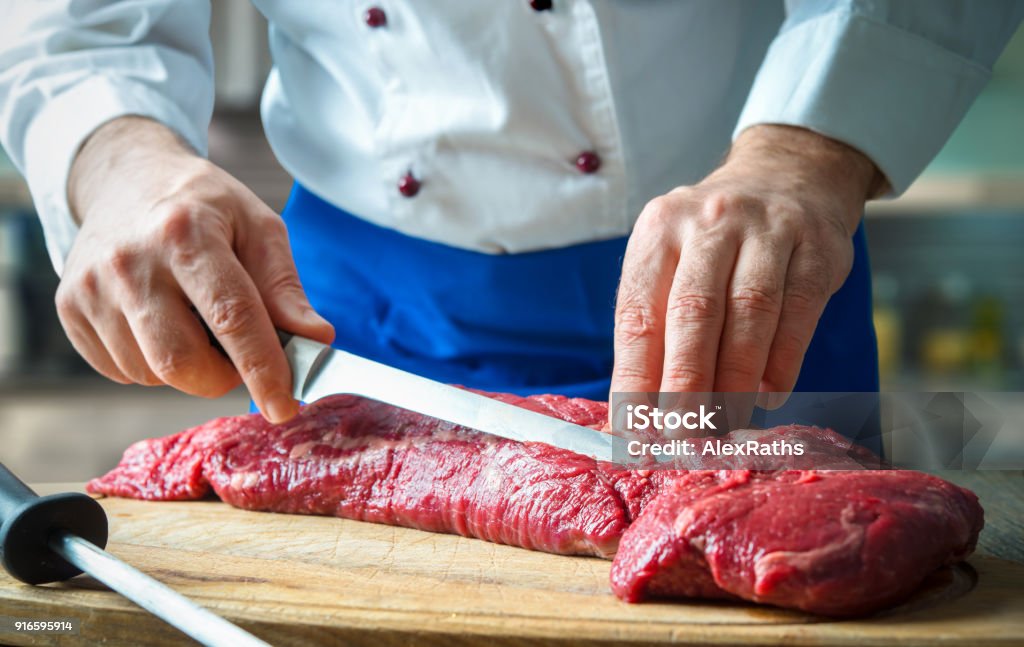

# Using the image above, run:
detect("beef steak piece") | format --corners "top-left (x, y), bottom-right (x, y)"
top-left (88, 391), bottom-right (983, 616)
top-left (609, 469), bottom-right (983, 616)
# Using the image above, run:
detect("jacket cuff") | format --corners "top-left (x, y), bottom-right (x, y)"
top-left (22, 75), bottom-right (208, 275)
top-left (733, 8), bottom-right (991, 196)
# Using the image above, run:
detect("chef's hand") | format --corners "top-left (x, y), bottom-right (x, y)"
top-left (59, 116), bottom-right (334, 423)
top-left (611, 125), bottom-right (884, 406)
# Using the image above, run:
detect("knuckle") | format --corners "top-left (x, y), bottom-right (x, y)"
top-left (635, 196), bottom-right (677, 233)
top-left (101, 248), bottom-right (150, 307)
top-left (120, 366), bottom-right (151, 386)
top-left (261, 214), bottom-right (290, 238)
top-left (701, 192), bottom-right (747, 221)
top-left (642, 195), bottom-right (672, 218)
top-left (54, 285), bottom-right (78, 319)
top-left (55, 269), bottom-right (100, 316)
top-left (98, 367), bottom-right (131, 384)
top-left (151, 350), bottom-right (197, 383)
top-left (730, 285), bottom-right (782, 316)
top-left (104, 247), bottom-right (140, 282)
top-left (235, 356), bottom-right (281, 391)
top-left (158, 205), bottom-right (204, 256)
top-left (138, 373), bottom-right (164, 387)
top-left (715, 355), bottom-right (760, 382)
top-left (612, 362), bottom-right (657, 385)
top-left (207, 297), bottom-right (262, 339)
top-left (661, 364), bottom-right (710, 391)
top-left (666, 292), bottom-right (721, 326)
top-left (785, 287), bottom-right (823, 315)
top-left (615, 299), bottom-right (661, 343)
top-left (787, 274), bottom-right (831, 310)
top-left (262, 268), bottom-right (305, 297)
top-left (81, 269), bottom-right (99, 296)
top-left (246, 218), bottom-right (293, 266)
top-left (77, 268), bottom-right (101, 298)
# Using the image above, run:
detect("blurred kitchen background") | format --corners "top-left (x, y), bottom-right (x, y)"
top-left (1, 4), bottom-right (1022, 481)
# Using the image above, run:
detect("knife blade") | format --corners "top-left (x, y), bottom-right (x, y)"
top-left (282, 335), bottom-right (616, 462)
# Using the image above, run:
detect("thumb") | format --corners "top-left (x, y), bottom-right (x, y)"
top-left (240, 213), bottom-right (335, 345)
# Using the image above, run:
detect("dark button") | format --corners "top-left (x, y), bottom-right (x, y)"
top-left (398, 172), bottom-right (420, 197)
top-left (530, 0), bottom-right (553, 11)
top-left (364, 6), bottom-right (387, 28)
top-left (575, 151), bottom-right (601, 174)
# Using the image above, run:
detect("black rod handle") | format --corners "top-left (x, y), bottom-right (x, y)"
top-left (0, 462), bottom-right (108, 584)
top-left (0, 464), bottom-right (36, 521)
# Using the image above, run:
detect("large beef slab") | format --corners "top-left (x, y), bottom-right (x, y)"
top-left (88, 392), bottom-right (983, 616)
top-left (609, 469), bottom-right (982, 616)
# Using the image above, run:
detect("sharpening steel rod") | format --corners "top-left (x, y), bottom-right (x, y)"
top-left (0, 462), bottom-right (269, 646)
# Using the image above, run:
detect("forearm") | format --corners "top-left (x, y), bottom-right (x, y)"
top-left (68, 116), bottom-right (204, 225)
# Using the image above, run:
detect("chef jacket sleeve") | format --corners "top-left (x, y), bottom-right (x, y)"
top-left (0, 0), bottom-right (214, 274)
top-left (733, 0), bottom-right (1024, 196)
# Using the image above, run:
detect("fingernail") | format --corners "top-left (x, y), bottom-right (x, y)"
top-left (265, 393), bottom-right (298, 424)
top-left (757, 380), bottom-right (781, 410)
top-left (755, 389), bottom-right (771, 410)
top-left (758, 381), bottom-right (790, 410)
top-left (767, 391), bottom-right (791, 410)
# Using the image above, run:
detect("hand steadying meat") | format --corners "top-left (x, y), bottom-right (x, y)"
top-left (59, 116), bottom-right (335, 423)
top-left (611, 125), bottom-right (885, 405)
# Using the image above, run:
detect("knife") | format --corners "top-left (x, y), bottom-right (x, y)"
top-left (259, 331), bottom-right (614, 462)
top-left (193, 311), bottom-right (616, 462)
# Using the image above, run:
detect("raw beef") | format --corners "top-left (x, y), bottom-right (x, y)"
top-left (609, 469), bottom-right (983, 616)
top-left (90, 392), bottom-right (634, 557)
top-left (88, 391), bottom-right (983, 616)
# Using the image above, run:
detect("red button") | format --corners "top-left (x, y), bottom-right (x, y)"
top-left (530, 0), bottom-right (553, 10)
top-left (398, 172), bottom-right (420, 197)
top-left (575, 151), bottom-right (601, 174)
top-left (364, 6), bottom-right (387, 28)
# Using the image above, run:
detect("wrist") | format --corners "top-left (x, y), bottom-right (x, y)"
top-left (68, 116), bottom-right (201, 224)
top-left (731, 124), bottom-right (885, 196)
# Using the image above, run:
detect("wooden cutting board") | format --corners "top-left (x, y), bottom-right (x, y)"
top-left (0, 483), bottom-right (1021, 647)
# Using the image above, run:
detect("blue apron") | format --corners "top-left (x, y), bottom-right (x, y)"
top-left (282, 182), bottom-right (878, 402)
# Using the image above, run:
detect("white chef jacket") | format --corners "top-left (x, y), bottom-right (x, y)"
top-left (1, 1), bottom-right (1021, 275)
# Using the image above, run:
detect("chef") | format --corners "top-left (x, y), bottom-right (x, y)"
top-left (1, 1), bottom-right (1021, 424)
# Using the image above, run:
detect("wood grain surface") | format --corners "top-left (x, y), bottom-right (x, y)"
top-left (934, 470), bottom-right (1024, 563)
top-left (0, 474), bottom-right (1021, 647)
